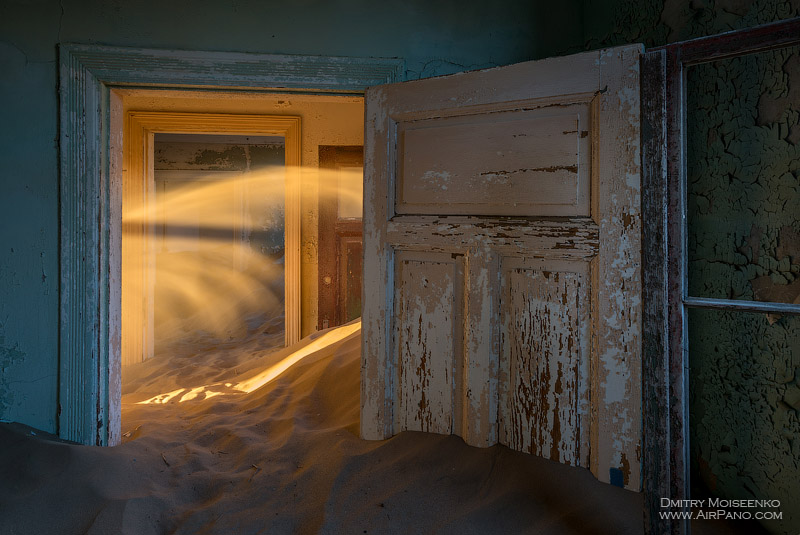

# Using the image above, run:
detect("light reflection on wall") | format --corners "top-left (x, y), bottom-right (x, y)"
top-left (122, 165), bottom-right (365, 353)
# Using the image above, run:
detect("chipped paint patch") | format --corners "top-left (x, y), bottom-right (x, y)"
top-left (420, 170), bottom-right (451, 191)
top-left (0, 334), bottom-right (27, 416)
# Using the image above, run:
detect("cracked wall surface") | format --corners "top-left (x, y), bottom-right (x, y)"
top-left (687, 46), bottom-right (800, 306)
top-left (583, 0), bottom-right (800, 49)
top-left (689, 310), bottom-right (800, 533)
top-left (687, 45), bottom-right (800, 534)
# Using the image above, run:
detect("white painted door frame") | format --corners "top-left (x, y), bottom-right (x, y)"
top-left (58, 44), bottom-right (403, 446)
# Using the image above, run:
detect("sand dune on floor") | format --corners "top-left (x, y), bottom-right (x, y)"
top-left (0, 322), bottom-right (646, 535)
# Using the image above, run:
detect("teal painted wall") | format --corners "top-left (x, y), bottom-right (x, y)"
top-left (0, 1), bottom-right (582, 433)
top-left (0, 4), bottom-right (60, 432)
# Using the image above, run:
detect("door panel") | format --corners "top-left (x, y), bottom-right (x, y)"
top-left (498, 258), bottom-right (590, 467)
top-left (362, 45), bottom-right (642, 490)
top-left (338, 234), bottom-right (363, 323)
top-left (394, 250), bottom-right (465, 435)
top-left (396, 105), bottom-right (591, 216)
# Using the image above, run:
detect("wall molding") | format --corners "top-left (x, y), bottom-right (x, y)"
top-left (58, 43), bottom-right (403, 446)
top-left (64, 44), bottom-right (404, 92)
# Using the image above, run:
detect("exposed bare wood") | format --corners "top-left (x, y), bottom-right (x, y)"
top-left (499, 259), bottom-right (589, 465)
top-left (591, 44), bottom-right (643, 491)
top-left (395, 251), bottom-right (465, 435)
top-left (384, 218), bottom-right (599, 259)
top-left (462, 246), bottom-right (500, 446)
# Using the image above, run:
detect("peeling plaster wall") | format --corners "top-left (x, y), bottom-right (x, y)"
top-left (687, 47), bottom-right (800, 305)
top-left (689, 311), bottom-right (800, 532)
top-left (0, 0), bottom-right (580, 433)
top-left (585, 0), bottom-right (800, 531)
top-left (583, 0), bottom-right (800, 49)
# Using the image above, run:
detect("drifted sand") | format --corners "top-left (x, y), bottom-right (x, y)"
top-left (0, 321), bottom-right (648, 534)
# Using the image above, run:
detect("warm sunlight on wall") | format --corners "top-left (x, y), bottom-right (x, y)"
top-left (122, 166), bottom-right (364, 350)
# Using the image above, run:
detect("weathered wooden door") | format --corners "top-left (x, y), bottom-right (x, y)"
top-left (317, 145), bottom-right (364, 330)
top-left (361, 45), bottom-right (643, 490)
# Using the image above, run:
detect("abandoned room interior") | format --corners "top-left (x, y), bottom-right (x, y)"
top-left (0, 1), bottom-right (798, 534)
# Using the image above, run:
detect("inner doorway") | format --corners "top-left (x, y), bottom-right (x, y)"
top-left (151, 133), bottom-right (287, 357)
top-left (116, 91), bottom-right (366, 414)
top-left (317, 145), bottom-right (364, 330)
top-left (120, 111), bottom-right (302, 367)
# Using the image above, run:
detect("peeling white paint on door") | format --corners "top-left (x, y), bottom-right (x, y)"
top-left (499, 259), bottom-right (589, 467)
top-left (362, 45), bottom-right (643, 491)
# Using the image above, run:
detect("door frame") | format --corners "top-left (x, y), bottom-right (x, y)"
top-left (122, 111), bottom-right (301, 367)
top-left (58, 43), bottom-right (403, 446)
top-left (641, 17), bottom-right (800, 534)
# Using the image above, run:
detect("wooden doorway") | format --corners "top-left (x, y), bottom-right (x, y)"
top-left (317, 145), bottom-right (364, 330)
top-left (57, 43), bottom-right (400, 446)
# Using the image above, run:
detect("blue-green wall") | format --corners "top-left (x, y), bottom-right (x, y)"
top-left (0, 3), bottom-right (61, 432)
top-left (0, 0), bottom-right (583, 433)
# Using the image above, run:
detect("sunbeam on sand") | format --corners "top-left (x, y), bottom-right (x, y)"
top-left (137, 320), bottom-right (362, 405)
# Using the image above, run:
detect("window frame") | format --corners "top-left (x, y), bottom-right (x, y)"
top-left (641, 16), bottom-right (800, 534)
